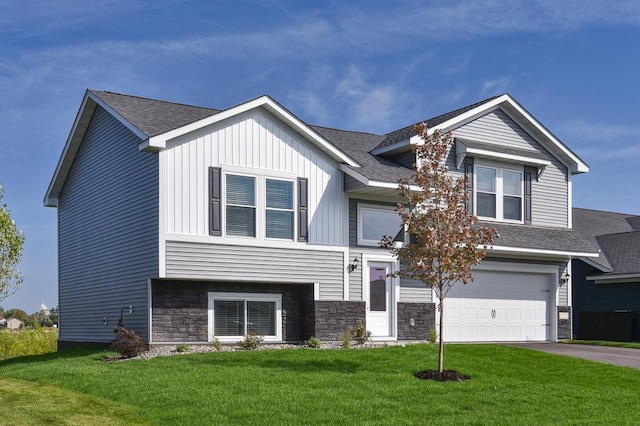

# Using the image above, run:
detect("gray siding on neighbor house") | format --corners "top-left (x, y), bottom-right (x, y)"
top-left (165, 241), bottom-right (344, 300)
top-left (348, 198), bottom-right (432, 303)
top-left (58, 106), bottom-right (158, 343)
top-left (572, 260), bottom-right (640, 341)
top-left (450, 109), bottom-right (569, 228)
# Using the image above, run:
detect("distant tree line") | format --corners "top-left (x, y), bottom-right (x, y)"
top-left (0, 305), bottom-right (58, 328)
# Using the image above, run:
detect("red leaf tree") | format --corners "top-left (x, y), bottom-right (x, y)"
top-left (383, 123), bottom-right (497, 373)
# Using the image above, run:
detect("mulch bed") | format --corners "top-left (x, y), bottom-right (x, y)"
top-left (414, 369), bottom-right (471, 382)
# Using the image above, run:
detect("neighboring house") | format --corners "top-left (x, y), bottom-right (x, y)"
top-left (6, 318), bottom-right (24, 331)
top-left (572, 208), bottom-right (640, 341)
top-left (44, 90), bottom-right (599, 349)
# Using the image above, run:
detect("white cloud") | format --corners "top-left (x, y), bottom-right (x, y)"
top-left (557, 118), bottom-right (640, 161)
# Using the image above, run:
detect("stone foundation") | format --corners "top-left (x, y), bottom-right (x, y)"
top-left (557, 306), bottom-right (571, 340)
top-left (151, 280), bottom-right (314, 343)
top-left (313, 301), bottom-right (366, 340)
top-left (397, 302), bottom-right (435, 340)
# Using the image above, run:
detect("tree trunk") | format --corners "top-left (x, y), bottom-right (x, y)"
top-left (438, 297), bottom-right (444, 373)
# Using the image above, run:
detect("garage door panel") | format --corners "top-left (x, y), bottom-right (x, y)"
top-left (439, 270), bottom-right (551, 342)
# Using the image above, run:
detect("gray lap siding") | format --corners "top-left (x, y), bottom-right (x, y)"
top-left (58, 106), bottom-right (158, 344)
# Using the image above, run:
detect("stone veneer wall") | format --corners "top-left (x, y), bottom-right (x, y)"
top-left (152, 280), bottom-right (314, 343)
top-left (397, 302), bottom-right (435, 340)
top-left (557, 305), bottom-right (571, 340)
top-left (313, 301), bottom-right (366, 340)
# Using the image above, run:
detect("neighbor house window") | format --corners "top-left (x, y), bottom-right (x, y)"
top-left (475, 165), bottom-right (523, 222)
top-left (208, 292), bottom-right (282, 341)
top-left (357, 204), bottom-right (404, 246)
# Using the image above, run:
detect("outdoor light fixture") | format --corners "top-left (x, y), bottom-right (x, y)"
top-left (559, 272), bottom-right (570, 286)
top-left (117, 305), bottom-right (133, 327)
top-left (348, 257), bottom-right (360, 272)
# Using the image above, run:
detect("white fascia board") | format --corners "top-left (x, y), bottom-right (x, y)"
top-left (370, 138), bottom-right (411, 156)
top-left (340, 164), bottom-right (420, 191)
top-left (587, 273), bottom-right (640, 283)
top-left (455, 144), bottom-right (552, 171)
top-left (428, 94), bottom-right (589, 174)
top-left (489, 244), bottom-right (600, 259)
top-left (143, 96), bottom-right (360, 167)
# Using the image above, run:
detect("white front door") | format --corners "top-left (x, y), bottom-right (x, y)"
top-left (366, 261), bottom-right (393, 338)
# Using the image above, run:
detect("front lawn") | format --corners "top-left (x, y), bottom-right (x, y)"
top-left (1, 344), bottom-right (639, 425)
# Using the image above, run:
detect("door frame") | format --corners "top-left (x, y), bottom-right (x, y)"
top-left (362, 254), bottom-right (399, 340)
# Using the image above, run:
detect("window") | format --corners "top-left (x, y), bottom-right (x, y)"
top-left (210, 168), bottom-right (307, 241)
top-left (475, 165), bottom-right (523, 222)
top-left (208, 292), bottom-right (282, 341)
top-left (226, 174), bottom-right (256, 237)
top-left (266, 179), bottom-right (293, 240)
top-left (357, 204), bottom-right (404, 246)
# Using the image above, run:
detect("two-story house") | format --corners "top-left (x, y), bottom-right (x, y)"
top-left (45, 90), bottom-right (599, 349)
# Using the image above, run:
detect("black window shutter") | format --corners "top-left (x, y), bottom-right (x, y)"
top-left (524, 166), bottom-right (535, 225)
top-left (209, 167), bottom-right (222, 236)
top-left (464, 158), bottom-right (474, 213)
top-left (297, 178), bottom-right (308, 242)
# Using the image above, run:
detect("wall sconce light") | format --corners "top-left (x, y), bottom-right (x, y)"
top-left (348, 257), bottom-right (360, 272)
top-left (559, 272), bottom-right (570, 286)
top-left (118, 305), bottom-right (133, 327)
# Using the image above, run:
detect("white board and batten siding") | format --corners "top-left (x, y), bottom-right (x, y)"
top-left (451, 109), bottom-right (569, 228)
top-left (161, 108), bottom-right (348, 299)
top-left (58, 106), bottom-right (158, 343)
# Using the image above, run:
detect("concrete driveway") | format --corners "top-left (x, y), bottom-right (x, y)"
top-left (505, 343), bottom-right (640, 370)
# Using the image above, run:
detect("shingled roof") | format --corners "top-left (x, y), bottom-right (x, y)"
top-left (375, 95), bottom-right (500, 150)
top-left (485, 221), bottom-right (599, 254)
top-left (91, 90), bottom-right (220, 137)
top-left (573, 208), bottom-right (640, 273)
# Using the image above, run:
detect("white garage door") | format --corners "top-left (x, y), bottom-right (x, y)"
top-left (438, 270), bottom-right (551, 342)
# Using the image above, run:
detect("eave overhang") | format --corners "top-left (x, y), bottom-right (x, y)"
top-left (587, 273), bottom-right (640, 284)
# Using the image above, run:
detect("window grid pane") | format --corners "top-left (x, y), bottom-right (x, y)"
top-left (247, 301), bottom-right (276, 335)
top-left (503, 171), bottom-right (522, 196)
top-left (476, 167), bottom-right (496, 193)
top-left (503, 196), bottom-right (522, 220)
top-left (477, 193), bottom-right (496, 218)
top-left (214, 300), bottom-right (245, 336)
top-left (266, 179), bottom-right (294, 240)
top-left (226, 174), bottom-right (256, 237)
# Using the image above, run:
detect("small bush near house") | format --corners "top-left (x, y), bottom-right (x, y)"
top-left (210, 338), bottom-right (222, 351)
top-left (429, 328), bottom-right (438, 344)
top-left (0, 328), bottom-right (58, 360)
top-left (352, 321), bottom-right (371, 345)
top-left (176, 344), bottom-right (190, 353)
top-left (238, 333), bottom-right (263, 350)
top-left (305, 336), bottom-right (321, 348)
top-left (110, 327), bottom-right (147, 359)
top-left (340, 330), bottom-right (352, 349)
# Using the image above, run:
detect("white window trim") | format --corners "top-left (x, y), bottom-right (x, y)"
top-left (357, 203), bottom-right (404, 247)
top-left (208, 292), bottom-right (283, 342)
top-left (222, 165), bottom-right (298, 242)
top-left (474, 162), bottom-right (524, 224)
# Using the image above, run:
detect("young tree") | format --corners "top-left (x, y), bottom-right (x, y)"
top-left (0, 184), bottom-right (24, 303)
top-left (382, 123), bottom-right (497, 375)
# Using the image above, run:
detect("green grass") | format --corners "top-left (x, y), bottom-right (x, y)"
top-left (1, 344), bottom-right (639, 425)
top-left (567, 340), bottom-right (640, 349)
top-left (0, 328), bottom-right (58, 360)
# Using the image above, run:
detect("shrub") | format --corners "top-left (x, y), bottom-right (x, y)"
top-left (176, 343), bottom-right (190, 353)
top-left (305, 336), bottom-right (321, 348)
top-left (110, 327), bottom-right (147, 358)
top-left (238, 333), bottom-right (263, 350)
top-left (351, 321), bottom-right (371, 345)
top-left (429, 328), bottom-right (438, 344)
top-left (211, 338), bottom-right (222, 351)
top-left (340, 330), bottom-right (352, 349)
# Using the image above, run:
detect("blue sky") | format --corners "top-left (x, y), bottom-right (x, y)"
top-left (1, 0), bottom-right (639, 313)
